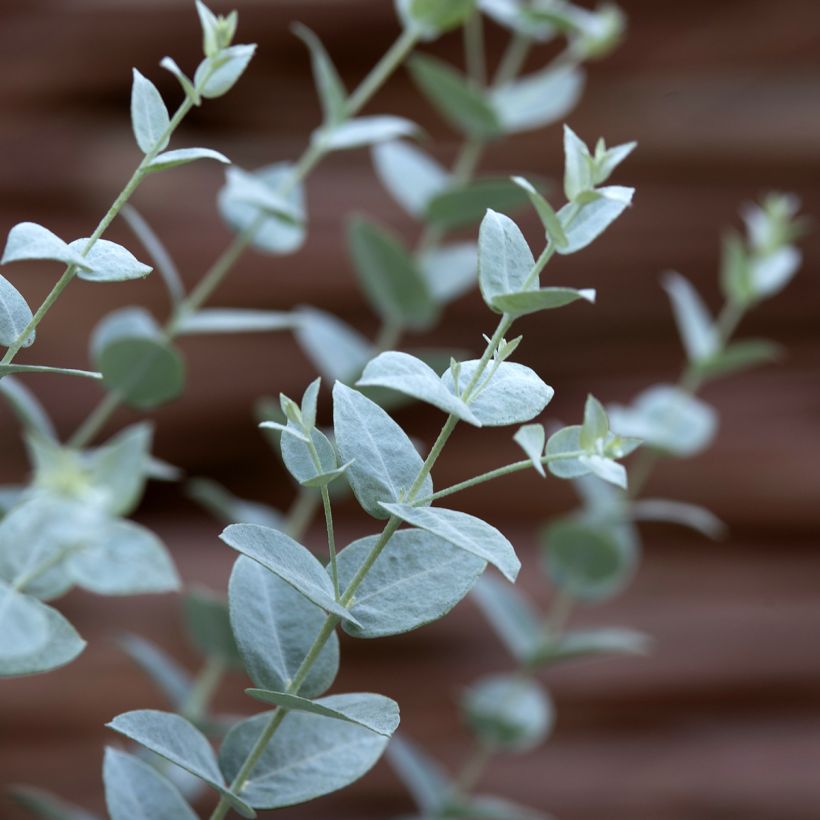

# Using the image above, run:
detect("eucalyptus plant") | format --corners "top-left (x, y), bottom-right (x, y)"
top-left (386, 192), bottom-right (805, 818)
top-left (0, 0), bottom-right (804, 819)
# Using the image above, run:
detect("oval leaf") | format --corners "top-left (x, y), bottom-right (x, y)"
top-left (220, 523), bottom-right (354, 622)
top-left (337, 529), bottom-right (486, 638)
top-left (229, 556), bottom-right (340, 697)
top-left (244, 690), bottom-right (399, 737)
top-left (333, 382), bottom-right (432, 518)
top-left (442, 360), bottom-right (554, 427)
top-left (380, 503), bottom-right (520, 582)
top-left (357, 352), bottom-right (479, 424)
top-left (104, 747), bottom-right (198, 820)
top-left (219, 699), bottom-right (390, 809)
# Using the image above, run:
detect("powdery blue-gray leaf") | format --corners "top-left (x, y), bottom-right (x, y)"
top-left (336, 529), bottom-right (486, 638)
top-left (107, 711), bottom-right (255, 817)
top-left (380, 504), bottom-right (520, 582)
top-left (1, 222), bottom-right (90, 269)
top-left (357, 352), bottom-right (479, 425)
top-left (160, 56), bottom-right (200, 105)
top-left (220, 523), bottom-right (353, 622)
top-left (471, 575), bottom-right (545, 664)
top-left (693, 338), bottom-right (782, 381)
top-left (631, 498), bottom-right (726, 539)
top-left (0, 275), bottom-right (33, 348)
top-left (419, 242), bottom-right (477, 304)
top-left (513, 424), bottom-right (546, 477)
top-left (372, 140), bottom-right (450, 216)
top-left (229, 556), bottom-right (339, 697)
top-left (607, 385), bottom-right (717, 457)
top-left (280, 426), bottom-right (340, 487)
top-left (67, 519), bottom-right (179, 596)
top-left (347, 217), bottom-right (438, 331)
top-left (245, 690), bottom-right (400, 737)
top-left (295, 307), bottom-right (374, 383)
top-left (218, 162), bottom-right (306, 256)
top-left (293, 23), bottom-right (347, 124)
top-left (195, 44), bottom-right (257, 99)
top-left (91, 308), bottom-right (185, 409)
top-left (533, 627), bottom-right (652, 666)
top-left (87, 422), bottom-right (153, 516)
top-left (0, 377), bottom-right (56, 440)
top-left (130, 69), bottom-right (170, 154)
top-left (187, 479), bottom-right (284, 529)
top-left (219, 699), bottom-right (391, 809)
top-left (557, 185), bottom-right (634, 254)
top-left (478, 0), bottom-right (556, 40)
top-left (119, 634), bottom-right (192, 709)
top-left (442, 360), bottom-right (554, 427)
top-left (176, 309), bottom-right (294, 335)
top-left (750, 245), bottom-right (801, 298)
top-left (104, 747), bottom-right (198, 820)
top-left (461, 673), bottom-right (553, 751)
top-left (512, 176), bottom-right (567, 247)
top-left (183, 587), bottom-right (242, 667)
top-left (120, 205), bottom-right (184, 306)
top-left (0, 495), bottom-right (93, 601)
top-left (478, 210), bottom-right (535, 308)
top-left (221, 167), bottom-right (302, 223)
top-left (563, 124), bottom-right (593, 202)
top-left (408, 54), bottom-right (502, 140)
top-left (541, 518), bottom-right (637, 602)
top-left (318, 116), bottom-right (419, 151)
top-left (402, 0), bottom-right (476, 33)
top-left (490, 286), bottom-right (595, 317)
top-left (144, 147), bottom-right (230, 173)
top-left (333, 382), bottom-right (432, 518)
top-left (662, 271), bottom-right (718, 362)
top-left (578, 453), bottom-right (626, 489)
top-left (425, 177), bottom-right (534, 232)
top-left (8, 786), bottom-right (99, 820)
top-left (490, 64), bottom-right (584, 134)
top-left (545, 425), bottom-right (588, 479)
top-left (386, 735), bottom-right (453, 815)
top-left (0, 581), bottom-right (85, 677)
top-left (0, 582), bottom-right (49, 660)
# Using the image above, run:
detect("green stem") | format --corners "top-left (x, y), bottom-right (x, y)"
top-left (321, 486), bottom-right (339, 599)
top-left (373, 320), bottom-right (403, 353)
top-left (545, 587), bottom-right (574, 640)
top-left (493, 32), bottom-right (531, 86)
top-left (12, 545), bottom-right (81, 593)
top-left (417, 450), bottom-right (586, 505)
top-left (344, 28), bottom-right (419, 116)
top-left (454, 742), bottom-right (492, 796)
top-left (464, 11), bottom-right (486, 87)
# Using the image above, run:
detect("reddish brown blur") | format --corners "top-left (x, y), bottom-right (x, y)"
top-left (1, 1), bottom-right (818, 818)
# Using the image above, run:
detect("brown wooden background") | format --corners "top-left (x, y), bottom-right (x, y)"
top-left (1, 1), bottom-right (819, 818)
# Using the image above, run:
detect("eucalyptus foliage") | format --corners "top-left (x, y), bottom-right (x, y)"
top-left (0, 1), bottom-right (804, 819)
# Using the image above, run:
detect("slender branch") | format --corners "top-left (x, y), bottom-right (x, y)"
top-left (1, 65), bottom-right (215, 368)
top-left (416, 450), bottom-right (586, 506)
top-left (284, 488), bottom-right (322, 542)
top-left (321, 486), bottom-right (339, 599)
top-left (68, 28), bottom-right (421, 449)
top-left (629, 299), bottom-right (748, 497)
top-left (210, 309), bottom-right (517, 819)
top-left (464, 11), bottom-right (486, 87)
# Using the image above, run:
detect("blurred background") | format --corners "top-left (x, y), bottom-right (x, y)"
top-left (1, 1), bottom-right (818, 818)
